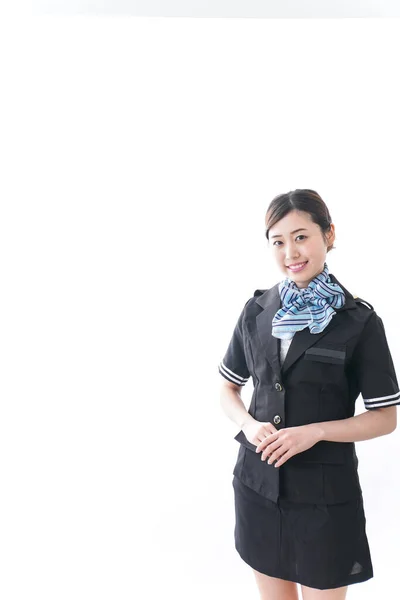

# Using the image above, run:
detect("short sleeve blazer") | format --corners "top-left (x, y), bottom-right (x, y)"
top-left (218, 274), bottom-right (400, 412)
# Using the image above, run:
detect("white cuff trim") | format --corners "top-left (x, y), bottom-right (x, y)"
top-left (218, 361), bottom-right (249, 386)
top-left (364, 390), bottom-right (400, 408)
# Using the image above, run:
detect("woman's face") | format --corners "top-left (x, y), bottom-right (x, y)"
top-left (268, 210), bottom-right (335, 288)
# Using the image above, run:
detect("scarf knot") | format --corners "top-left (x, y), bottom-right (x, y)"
top-left (293, 288), bottom-right (315, 307)
top-left (271, 262), bottom-right (346, 340)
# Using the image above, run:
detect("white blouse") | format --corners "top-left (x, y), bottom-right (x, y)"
top-left (279, 336), bottom-right (294, 366)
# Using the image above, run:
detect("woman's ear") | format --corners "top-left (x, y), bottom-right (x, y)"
top-left (326, 223), bottom-right (335, 248)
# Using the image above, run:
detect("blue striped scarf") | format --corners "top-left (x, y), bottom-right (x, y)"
top-left (271, 262), bottom-right (346, 340)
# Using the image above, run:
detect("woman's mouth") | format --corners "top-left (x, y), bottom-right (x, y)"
top-left (287, 261), bottom-right (308, 272)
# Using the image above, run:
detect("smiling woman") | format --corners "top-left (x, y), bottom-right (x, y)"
top-left (219, 188), bottom-right (400, 598)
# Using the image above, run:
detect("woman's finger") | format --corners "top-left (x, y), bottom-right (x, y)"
top-left (261, 439), bottom-right (281, 460)
top-left (274, 448), bottom-right (293, 468)
top-left (256, 431), bottom-right (279, 452)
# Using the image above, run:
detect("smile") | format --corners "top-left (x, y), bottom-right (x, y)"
top-left (287, 261), bottom-right (308, 272)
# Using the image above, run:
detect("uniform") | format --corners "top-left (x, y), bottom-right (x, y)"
top-left (219, 273), bottom-right (400, 589)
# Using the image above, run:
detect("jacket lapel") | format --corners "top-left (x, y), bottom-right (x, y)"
top-left (255, 273), bottom-right (358, 379)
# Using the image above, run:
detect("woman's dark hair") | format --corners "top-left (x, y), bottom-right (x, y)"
top-left (265, 189), bottom-right (335, 253)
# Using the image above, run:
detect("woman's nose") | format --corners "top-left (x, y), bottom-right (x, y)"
top-left (286, 246), bottom-right (300, 260)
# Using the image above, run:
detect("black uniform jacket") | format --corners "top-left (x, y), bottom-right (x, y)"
top-left (219, 273), bottom-right (400, 505)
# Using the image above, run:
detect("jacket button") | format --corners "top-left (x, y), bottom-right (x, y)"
top-left (275, 382), bottom-right (283, 391)
top-left (273, 415), bottom-right (281, 425)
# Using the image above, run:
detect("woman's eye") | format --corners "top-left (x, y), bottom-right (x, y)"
top-left (273, 235), bottom-right (307, 247)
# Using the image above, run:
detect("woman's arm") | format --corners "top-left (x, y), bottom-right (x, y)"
top-left (311, 406), bottom-right (397, 443)
top-left (219, 381), bottom-right (256, 429)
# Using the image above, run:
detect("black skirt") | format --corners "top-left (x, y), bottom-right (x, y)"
top-left (232, 475), bottom-right (374, 590)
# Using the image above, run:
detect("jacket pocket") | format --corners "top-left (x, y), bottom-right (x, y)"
top-left (233, 429), bottom-right (259, 452)
top-left (304, 344), bottom-right (346, 365)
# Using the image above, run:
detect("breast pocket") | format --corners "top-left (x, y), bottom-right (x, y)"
top-left (304, 344), bottom-right (346, 365)
top-left (302, 343), bottom-right (349, 423)
top-left (301, 343), bottom-right (347, 387)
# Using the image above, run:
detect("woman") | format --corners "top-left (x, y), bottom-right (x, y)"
top-left (218, 189), bottom-right (400, 600)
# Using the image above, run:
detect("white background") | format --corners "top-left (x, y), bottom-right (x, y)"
top-left (1, 12), bottom-right (400, 600)
top-left (32, 1), bottom-right (400, 18)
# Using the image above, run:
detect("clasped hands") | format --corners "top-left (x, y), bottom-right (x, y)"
top-left (243, 420), bottom-right (322, 468)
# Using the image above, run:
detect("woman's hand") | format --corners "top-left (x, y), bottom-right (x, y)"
top-left (255, 424), bottom-right (322, 467)
top-left (242, 419), bottom-right (278, 446)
